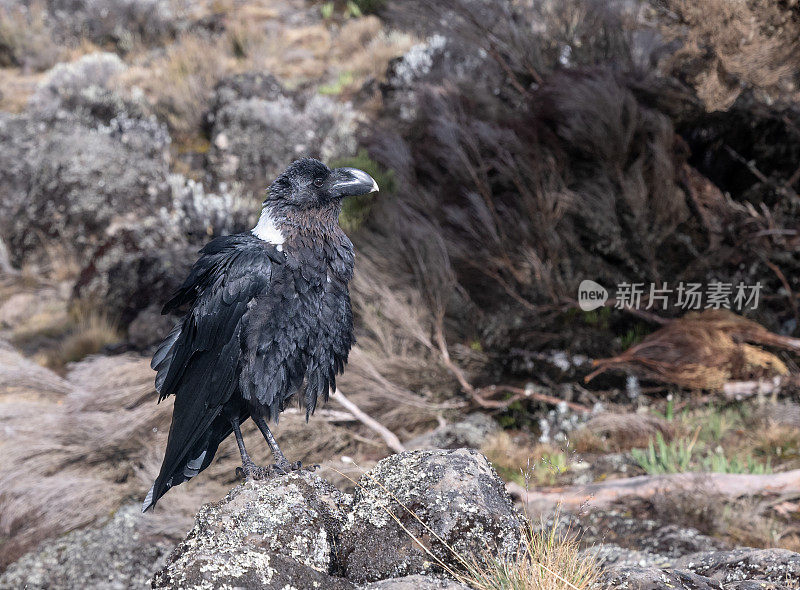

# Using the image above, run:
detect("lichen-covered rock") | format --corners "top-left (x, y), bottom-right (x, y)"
top-left (0, 505), bottom-right (172, 590)
top-left (675, 548), bottom-right (800, 585)
top-left (154, 550), bottom-right (355, 590)
top-left (407, 413), bottom-right (498, 450)
top-left (0, 111), bottom-right (171, 264)
top-left (151, 471), bottom-right (353, 589)
top-left (71, 174), bottom-right (254, 327)
top-left (600, 566), bottom-right (724, 590)
top-left (206, 72), bottom-right (358, 198)
top-left (28, 52), bottom-right (135, 122)
top-left (360, 575), bottom-right (474, 589)
top-left (339, 448), bottom-right (523, 583)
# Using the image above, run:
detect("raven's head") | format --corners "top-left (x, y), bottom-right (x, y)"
top-left (265, 158), bottom-right (378, 211)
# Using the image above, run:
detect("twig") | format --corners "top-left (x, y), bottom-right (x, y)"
top-left (764, 259), bottom-right (800, 331)
top-left (332, 389), bottom-right (406, 454)
top-left (435, 320), bottom-right (591, 413)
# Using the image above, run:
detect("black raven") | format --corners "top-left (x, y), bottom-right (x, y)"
top-left (142, 158), bottom-right (378, 512)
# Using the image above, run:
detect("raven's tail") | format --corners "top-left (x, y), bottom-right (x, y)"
top-left (142, 410), bottom-right (236, 512)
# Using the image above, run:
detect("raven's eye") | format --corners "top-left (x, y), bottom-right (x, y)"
top-left (313, 178), bottom-right (324, 188)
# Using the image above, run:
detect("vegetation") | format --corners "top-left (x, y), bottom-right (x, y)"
top-left (463, 515), bottom-right (600, 590)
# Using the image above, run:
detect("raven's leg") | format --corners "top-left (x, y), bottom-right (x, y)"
top-left (253, 415), bottom-right (300, 472)
top-left (230, 415), bottom-right (267, 480)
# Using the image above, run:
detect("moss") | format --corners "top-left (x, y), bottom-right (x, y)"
top-left (330, 149), bottom-right (396, 232)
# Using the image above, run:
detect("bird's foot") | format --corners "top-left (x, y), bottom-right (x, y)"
top-left (235, 460), bottom-right (273, 481)
top-left (270, 459), bottom-right (303, 474)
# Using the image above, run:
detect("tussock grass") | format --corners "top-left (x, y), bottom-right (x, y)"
top-left (53, 308), bottom-right (121, 367)
top-left (463, 515), bottom-right (600, 590)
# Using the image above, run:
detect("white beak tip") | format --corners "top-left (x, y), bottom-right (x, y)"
top-left (371, 179), bottom-right (379, 193)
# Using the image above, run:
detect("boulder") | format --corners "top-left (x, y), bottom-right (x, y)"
top-left (0, 505), bottom-right (172, 590)
top-left (206, 72), bottom-right (358, 198)
top-left (675, 548), bottom-right (800, 585)
top-left (360, 575), bottom-right (473, 590)
top-left (407, 413), bottom-right (498, 450)
top-left (152, 449), bottom-right (521, 588)
top-left (71, 174), bottom-right (254, 327)
top-left (601, 566), bottom-right (724, 590)
top-left (339, 448), bottom-right (523, 583)
top-left (151, 471), bottom-right (353, 589)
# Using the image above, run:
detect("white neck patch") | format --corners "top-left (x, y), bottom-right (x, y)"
top-left (252, 206), bottom-right (285, 246)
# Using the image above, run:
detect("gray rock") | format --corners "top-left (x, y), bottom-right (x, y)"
top-left (28, 52), bottom-right (135, 122)
top-left (127, 304), bottom-right (177, 349)
top-left (339, 448), bottom-right (522, 583)
top-left (152, 471), bottom-right (353, 589)
top-left (155, 550), bottom-right (355, 590)
top-left (71, 175), bottom-right (253, 327)
top-left (600, 566), bottom-right (724, 589)
top-left (206, 72), bottom-right (357, 198)
top-left (381, 35), bottom-right (494, 122)
top-left (0, 505), bottom-right (172, 590)
top-left (645, 524), bottom-right (726, 559)
top-left (676, 548), bottom-right (800, 584)
top-left (407, 413), bottom-right (498, 450)
top-left (582, 543), bottom-right (672, 569)
top-left (0, 110), bottom-right (171, 264)
top-left (360, 574), bottom-right (473, 589)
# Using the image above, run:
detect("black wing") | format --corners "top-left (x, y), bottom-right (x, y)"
top-left (143, 234), bottom-right (282, 511)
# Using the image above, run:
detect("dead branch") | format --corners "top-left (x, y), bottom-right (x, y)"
top-left (332, 389), bottom-right (406, 454)
top-left (434, 320), bottom-right (591, 413)
top-left (723, 376), bottom-right (784, 400)
top-left (508, 469), bottom-right (800, 515)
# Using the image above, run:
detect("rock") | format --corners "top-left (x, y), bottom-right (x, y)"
top-left (0, 505), bottom-right (172, 590)
top-left (127, 304), bottom-right (177, 349)
top-left (360, 575), bottom-right (473, 589)
top-left (152, 471), bottom-right (353, 589)
top-left (154, 550), bottom-right (354, 590)
top-left (71, 222), bottom-right (193, 327)
top-left (339, 448), bottom-right (523, 583)
top-left (646, 524), bottom-right (726, 559)
top-left (675, 548), bottom-right (800, 585)
top-left (206, 72), bottom-right (358, 198)
top-left (582, 543), bottom-right (672, 569)
top-left (27, 52), bottom-right (139, 123)
top-left (71, 174), bottom-right (254, 327)
top-left (381, 34), bottom-right (495, 122)
top-left (601, 566), bottom-right (724, 590)
top-left (407, 413), bottom-right (498, 450)
top-left (0, 111), bottom-right (171, 264)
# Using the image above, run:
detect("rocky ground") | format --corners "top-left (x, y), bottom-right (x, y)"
top-left (1, 0), bottom-right (800, 588)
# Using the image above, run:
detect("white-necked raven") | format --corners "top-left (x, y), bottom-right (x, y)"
top-left (142, 158), bottom-right (378, 511)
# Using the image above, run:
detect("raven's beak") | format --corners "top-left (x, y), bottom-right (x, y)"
top-left (330, 167), bottom-right (379, 198)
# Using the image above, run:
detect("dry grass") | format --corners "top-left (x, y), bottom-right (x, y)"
top-left (660, 0), bottom-right (800, 109)
top-left (0, 2), bottom-right (62, 72)
top-left (52, 308), bottom-right (121, 367)
top-left (116, 4), bottom-right (413, 141)
top-left (463, 513), bottom-right (601, 590)
top-left (119, 33), bottom-right (233, 139)
top-left (573, 412), bottom-right (674, 452)
top-left (646, 484), bottom-right (800, 554)
top-left (588, 310), bottom-right (795, 390)
top-left (482, 431), bottom-right (568, 487)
